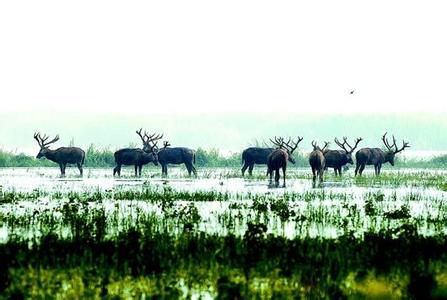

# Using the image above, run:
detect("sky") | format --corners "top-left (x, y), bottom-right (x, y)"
top-left (1, 0), bottom-right (447, 114)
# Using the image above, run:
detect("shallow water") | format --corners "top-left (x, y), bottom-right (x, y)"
top-left (0, 167), bottom-right (446, 242)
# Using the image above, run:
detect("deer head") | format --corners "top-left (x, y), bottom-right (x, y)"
top-left (136, 129), bottom-right (163, 153)
top-left (382, 132), bottom-right (410, 166)
top-left (33, 132), bottom-right (60, 158)
top-left (311, 141), bottom-right (330, 153)
top-left (270, 136), bottom-right (303, 164)
top-left (334, 137), bottom-right (363, 164)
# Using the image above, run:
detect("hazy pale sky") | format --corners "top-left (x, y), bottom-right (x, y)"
top-left (0, 1), bottom-right (446, 114)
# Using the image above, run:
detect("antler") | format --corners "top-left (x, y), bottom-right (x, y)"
top-left (335, 137), bottom-right (363, 153)
top-left (44, 135), bottom-right (59, 146)
top-left (334, 137), bottom-right (349, 152)
top-left (145, 132), bottom-right (163, 143)
top-left (282, 136), bottom-right (303, 154)
top-left (349, 137), bottom-right (363, 152)
top-left (136, 128), bottom-right (146, 145)
top-left (163, 141), bottom-right (171, 148)
top-left (33, 132), bottom-right (59, 148)
top-left (311, 141), bottom-right (329, 152)
top-left (270, 136), bottom-right (284, 148)
top-left (394, 140), bottom-right (410, 154)
top-left (382, 132), bottom-right (396, 151)
top-left (33, 132), bottom-right (43, 147)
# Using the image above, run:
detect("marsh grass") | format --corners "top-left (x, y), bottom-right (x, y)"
top-left (1, 224), bottom-right (446, 299)
top-left (1, 168), bottom-right (447, 298)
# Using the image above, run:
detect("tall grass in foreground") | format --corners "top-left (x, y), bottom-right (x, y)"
top-left (1, 224), bottom-right (446, 299)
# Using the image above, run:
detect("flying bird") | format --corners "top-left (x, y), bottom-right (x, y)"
top-left (350, 90), bottom-right (355, 95)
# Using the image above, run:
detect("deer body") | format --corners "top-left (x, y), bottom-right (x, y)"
top-left (157, 147), bottom-right (196, 176)
top-left (113, 129), bottom-right (161, 177)
top-left (324, 137), bottom-right (362, 176)
top-left (113, 148), bottom-right (158, 177)
top-left (267, 149), bottom-right (288, 187)
top-left (266, 136), bottom-right (302, 187)
top-left (355, 133), bottom-right (409, 176)
top-left (309, 141), bottom-right (329, 185)
top-left (34, 133), bottom-right (85, 176)
top-left (241, 147), bottom-right (275, 176)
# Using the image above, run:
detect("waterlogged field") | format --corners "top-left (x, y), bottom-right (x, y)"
top-left (0, 167), bottom-right (446, 299)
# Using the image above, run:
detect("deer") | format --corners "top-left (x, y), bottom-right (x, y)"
top-left (147, 138), bottom-right (197, 177)
top-left (324, 137), bottom-right (363, 176)
top-left (266, 136), bottom-right (303, 187)
top-left (355, 132), bottom-right (410, 176)
top-left (241, 138), bottom-right (299, 176)
top-left (113, 129), bottom-right (162, 177)
top-left (33, 133), bottom-right (85, 177)
top-left (241, 146), bottom-right (276, 176)
top-left (309, 141), bottom-right (329, 185)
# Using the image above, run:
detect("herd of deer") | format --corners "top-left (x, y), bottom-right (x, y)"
top-left (32, 130), bottom-right (410, 186)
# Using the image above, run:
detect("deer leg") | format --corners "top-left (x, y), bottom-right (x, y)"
top-left (312, 168), bottom-right (316, 183)
top-left (241, 162), bottom-right (249, 176)
top-left (185, 163), bottom-right (192, 176)
top-left (248, 164), bottom-right (254, 176)
top-left (134, 165), bottom-right (138, 177)
top-left (282, 166), bottom-right (286, 187)
top-left (77, 162), bottom-right (83, 177)
top-left (319, 168), bottom-right (324, 183)
top-left (186, 162), bottom-right (197, 177)
top-left (377, 164), bottom-right (382, 175)
top-left (138, 165), bottom-right (143, 177)
top-left (274, 169), bottom-right (280, 186)
top-left (355, 163), bottom-right (360, 176)
top-left (359, 164), bottom-right (365, 176)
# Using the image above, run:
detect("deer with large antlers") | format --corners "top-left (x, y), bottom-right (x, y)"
top-left (355, 132), bottom-right (410, 176)
top-left (241, 137), bottom-right (299, 176)
top-left (266, 136), bottom-right (303, 187)
top-left (147, 137), bottom-right (197, 177)
top-left (113, 129), bottom-right (162, 177)
top-left (33, 133), bottom-right (85, 176)
top-left (324, 137), bottom-right (363, 176)
top-left (309, 141), bottom-right (329, 185)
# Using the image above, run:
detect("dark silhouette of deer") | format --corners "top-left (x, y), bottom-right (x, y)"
top-left (149, 139), bottom-right (197, 177)
top-left (309, 141), bottom-right (329, 185)
top-left (113, 129), bottom-right (162, 177)
top-left (324, 137), bottom-right (363, 176)
top-left (355, 133), bottom-right (410, 176)
top-left (241, 147), bottom-right (275, 176)
top-left (33, 133), bottom-right (85, 177)
top-left (241, 140), bottom-right (298, 176)
top-left (267, 136), bottom-right (303, 187)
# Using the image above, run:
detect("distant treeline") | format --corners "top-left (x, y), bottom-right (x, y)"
top-left (0, 145), bottom-right (446, 169)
